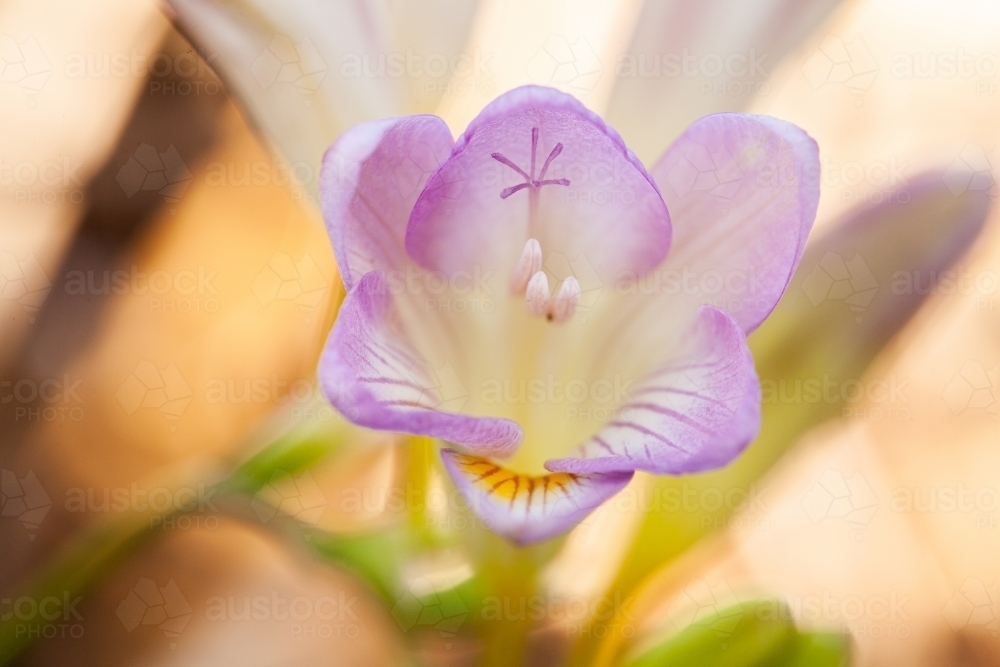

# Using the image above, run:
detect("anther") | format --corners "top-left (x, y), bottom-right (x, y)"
top-left (525, 271), bottom-right (550, 317)
top-left (510, 238), bottom-right (543, 294)
top-left (549, 277), bottom-right (581, 323)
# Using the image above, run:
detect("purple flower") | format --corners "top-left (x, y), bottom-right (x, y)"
top-left (318, 86), bottom-right (819, 544)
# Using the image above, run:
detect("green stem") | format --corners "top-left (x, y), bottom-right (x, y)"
top-left (478, 536), bottom-right (539, 667)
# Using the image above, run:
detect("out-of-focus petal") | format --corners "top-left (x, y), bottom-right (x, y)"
top-left (547, 306), bottom-right (759, 475)
top-left (166, 0), bottom-right (404, 191)
top-left (606, 0), bottom-right (843, 163)
top-left (319, 270), bottom-right (522, 456)
top-left (380, 0), bottom-right (483, 114)
top-left (436, 0), bottom-right (645, 130)
top-left (649, 113), bottom-right (820, 332)
top-left (441, 449), bottom-right (633, 545)
top-left (407, 85), bottom-right (671, 282)
top-left (320, 115), bottom-right (453, 290)
top-left (0, 0), bottom-right (168, 370)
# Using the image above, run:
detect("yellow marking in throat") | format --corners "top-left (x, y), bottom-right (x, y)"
top-left (449, 452), bottom-right (581, 503)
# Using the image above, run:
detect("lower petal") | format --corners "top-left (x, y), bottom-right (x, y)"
top-left (546, 305), bottom-right (760, 475)
top-left (441, 449), bottom-right (633, 545)
top-left (319, 270), bottom-right (523, 456)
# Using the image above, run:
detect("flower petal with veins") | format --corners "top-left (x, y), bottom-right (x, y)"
top-left (319, 270), bottom-right (523, 456)
top-left (546, 306), bottom-right (759, 475)
top-left (650, 113), bottom-right (819, 332)
top-left (441, 449), bottom-right (633, 545)
top-left (321, 115), bottom-right (453, 289)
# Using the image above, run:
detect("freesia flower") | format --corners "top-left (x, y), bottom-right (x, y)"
top-left (318, 85), bottom-right (818, 544)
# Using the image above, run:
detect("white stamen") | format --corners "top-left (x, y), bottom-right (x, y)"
top-left (510, 238), bottom-right (543, 294)
top-left (525, 271), bottom-right (550, 317)
top-left (549, 277), bottom-right (580, 323)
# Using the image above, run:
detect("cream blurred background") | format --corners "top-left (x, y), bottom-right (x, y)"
top-left (2, 0), bottom-right (999, 666)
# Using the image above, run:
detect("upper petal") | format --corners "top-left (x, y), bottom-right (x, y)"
top-left (167, 0), bottom-right (405, 188)
top-left (319, 270), bottom-right (522, 456)
top-left (405, 85), bottom-right (671, 282)
top-left (649, 113), bottom-right (820, 332)
top-left (321, 115), bottom-right (453, 290)
top-left (546, 305), bottom-right (760, 475)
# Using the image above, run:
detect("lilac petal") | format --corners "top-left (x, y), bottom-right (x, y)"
top-left (546, 305), bottom-right (760, 475)
top-left (321, 115), bottom-right (453, 290)
top-left (649, 113), bottom-right (820, 333)
top-left (441, 449), bottom-right (633, 545)
top-left (319, 270), bottom-right (522, 456)
top-left (406, 85), bottom-right (671, 282)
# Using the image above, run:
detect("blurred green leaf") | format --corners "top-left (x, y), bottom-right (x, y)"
top-left (617, 600), bottom-right (850, 667)
top-left (619, 600), bottom-right (797, 667)
top-left (309, 529), bottom-right (407, 605)
top-left (222, 415), bottom-right (348, 495)
top-left (782, 632), bottom-right (850, 667)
